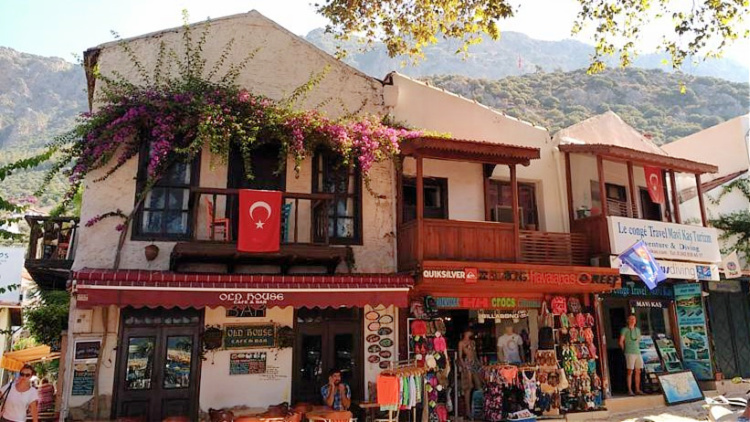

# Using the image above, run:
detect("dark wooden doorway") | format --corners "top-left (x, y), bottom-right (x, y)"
top-left (639, 187), bottom-right (662, 221)
top-left (113, 308), bottom-right (203, 421)
top-left (293, 308), bottom-right (363, 405)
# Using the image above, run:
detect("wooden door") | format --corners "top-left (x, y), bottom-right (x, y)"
top-left (113, 308), bottom-right (202, 421)
top-left (293, 309), bottom-right (362, 405)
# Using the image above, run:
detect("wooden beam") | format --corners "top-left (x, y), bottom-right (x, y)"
top-left (564, 152), bottom-right (575, 228)
top-left (695, 173), bottom-right (708, 227)
top-left (597, 156), bottom-right (609, 216)
top-left (510, 164), bottom-right (521, 261)
top-left (669, 170), bottom-right (681, 224)
top-left (396, 156), bottom-right (404, 228)
top-left (627, 161), bottom-right (637, 218)
top-left (483, 164), bottom-right (496, 222)
top-left (416, 155), bottom-right (425, 263)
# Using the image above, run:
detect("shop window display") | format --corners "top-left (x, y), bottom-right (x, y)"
top-left (406, 294), bottom-right (605, 421)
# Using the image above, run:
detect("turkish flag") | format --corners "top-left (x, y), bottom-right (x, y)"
top-left (238, 189), bottom-right (282, 253)
top-left (644, 166), bottom-right (665, 204)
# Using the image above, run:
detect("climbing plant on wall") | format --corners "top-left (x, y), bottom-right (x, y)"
top-left (709, 176), bottom-right (750, 265)
top-left (0, 13), bottom-right (422, 268)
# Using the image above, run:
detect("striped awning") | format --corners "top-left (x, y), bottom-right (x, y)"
top-left (72, 269), bottom-right (413, 309)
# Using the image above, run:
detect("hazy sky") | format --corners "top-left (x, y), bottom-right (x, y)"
top-left (1, 0), bottom-right (748, 69)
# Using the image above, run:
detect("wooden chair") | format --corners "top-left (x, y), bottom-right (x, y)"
top-left (205, 197), bottom-right (231, 241)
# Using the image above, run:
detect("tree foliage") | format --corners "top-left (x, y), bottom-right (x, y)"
top-left (315, 0), bottom-right (750, 72)
top-left (24, 289), bottom-right (70, 351)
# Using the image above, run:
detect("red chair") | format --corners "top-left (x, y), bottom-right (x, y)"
top-left (205, 197), bottom-right (231, 241)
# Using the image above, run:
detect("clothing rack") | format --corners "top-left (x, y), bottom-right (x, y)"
top-left (378, 359), bottom-right (428, 422)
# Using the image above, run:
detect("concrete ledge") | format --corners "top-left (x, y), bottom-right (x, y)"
top-left (606, 394), bottom-right (665, 415)
top-left (565, 410), bottom-right (609, 421)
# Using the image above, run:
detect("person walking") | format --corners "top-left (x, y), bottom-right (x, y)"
top-left (0, 364), bottom-right (39, 422)
top-left (619, 314), bottom-right (644, 396)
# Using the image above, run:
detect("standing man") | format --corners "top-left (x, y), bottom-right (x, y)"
top-left (619, 314), bottom-right (644, 396)
top-left (458, 330), bottom-right (483, 418)
top-left (321, 368), bottom-right (351, 411)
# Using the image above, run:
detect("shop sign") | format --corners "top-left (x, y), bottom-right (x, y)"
top-left (218, 292), bottom-right (284, 307)
top-left (230, 352), bottom-right (267, 375)
top-left (605, 280), bottom-right (673, 299)
top-left (607, 216), bottom-right (721, 263)
top-left (673, 283), bottom-right (713, 380)
top-left (224, 324), bottom-right (276, 349)
top-left (707, 280), bottom-right (743, 293)
top-left (0, 247), bottom-right (24, 304)
top-left (611, 256), bottom-right (719, 281)
top-left (435, 296), bottom-right (541, 309)
top-left (478, 309), bottom-right (529, 320)
top-left (74, 340), bottom-right (101, 362)
top-left (423, 268), bottom-right (620, 288)
top-left (629, 299), bottom-right (667, 309)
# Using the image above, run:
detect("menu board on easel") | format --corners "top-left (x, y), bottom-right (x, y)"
top-left (71, 363), bottom-right (96, 396)
top-left (655, 337), bottom-right (683, 372)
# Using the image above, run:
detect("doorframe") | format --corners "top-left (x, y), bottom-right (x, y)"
top-left (111, 307), bottom-right (204, 420)
top-left (291, 308), bottom-right (364, 405)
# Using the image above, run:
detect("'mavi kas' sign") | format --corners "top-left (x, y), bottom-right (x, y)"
top-left (607, 217), bottom-right (721, 263)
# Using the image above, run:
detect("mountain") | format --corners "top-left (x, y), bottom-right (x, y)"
top-left (0, 40), bottom-right (747, 208)
top-left (0, 47), bottom-right (87, 207)
top-left (424, 69), bottom-right (749, 144)
top-left (305, 29), bottom-right (750, 83)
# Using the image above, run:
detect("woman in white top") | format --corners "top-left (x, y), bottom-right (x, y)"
top-left (0, 364), bottom-right (39, 422)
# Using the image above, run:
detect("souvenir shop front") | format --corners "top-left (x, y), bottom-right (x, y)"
top-left (598, 274), bottom-right (720, 395)
top-left (393, 263), bottom-right (621, 421)
top-left (67, 269), bottom-right (413, 421)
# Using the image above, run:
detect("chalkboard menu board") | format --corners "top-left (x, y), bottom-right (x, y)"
top-left (230, 352), bottom-right (267, 375)
top-left (224, 324), bottom-right (275, 349)
top-left (72, 363), bottom-right (96, 396)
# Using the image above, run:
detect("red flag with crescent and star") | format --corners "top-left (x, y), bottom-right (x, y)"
top-left (238, 189), bottom-right (282, 253)
top-left (643, 166), bottom-right (665, 204)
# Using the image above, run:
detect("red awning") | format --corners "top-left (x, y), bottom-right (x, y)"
top-left (73, 269), bottom-right (413, 309)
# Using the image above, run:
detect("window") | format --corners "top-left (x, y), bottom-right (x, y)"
top-left (134, 144), bottom-right (198, 240)
top-left (312, 151), bottom-right (362, 244)
top-left (591, 181), bottom-right (629, 217)
top-left (489, 180), bottom-right (538, 229)
top-left (402, 177), bottom-right (448, 222)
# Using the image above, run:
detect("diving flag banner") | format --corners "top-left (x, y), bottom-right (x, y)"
top-left (721, 251), bottom-right (742, 279)
top-left (238, 190), bottom-right (282, 253)
top-left (618, 241), bottom-right (667, 290)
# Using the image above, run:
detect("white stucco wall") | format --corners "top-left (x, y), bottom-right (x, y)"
top-left (384, 73), bottom-right (567, 232)
top-left (200, 306), bottom-right (294, 411)
top-left (663, 114), bottom-right (750, 182)
top-left (567, 154), bottom-right (658, 218)
top-left (73, 11), bottom-right (395, 274)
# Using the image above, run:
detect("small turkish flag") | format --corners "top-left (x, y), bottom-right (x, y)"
top-left (644, 166), bottom-right (665, 204)
top-left (238, 189), bottom-right (282, 253)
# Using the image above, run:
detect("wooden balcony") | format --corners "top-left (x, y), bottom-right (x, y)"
top-left (171, 187), bottom-right (352, 273)
top-left (397, 218), bottom-right (590, 271)
top-left (570, 215), bottom-right (610, 257)
top-left (25, 215), bottom-right (79, 290)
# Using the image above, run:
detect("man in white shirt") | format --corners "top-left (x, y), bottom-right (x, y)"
top-left (497, 325), bottom-right (523, 364)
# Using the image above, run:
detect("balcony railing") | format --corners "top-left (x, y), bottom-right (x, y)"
top-left (26, 216), bottom-right (79, 262)
top-left (171, 188), bottom-right (351, 273)
top-left (190, 187), bottom-right (334, 245)
top-left (25, 215), bottom-right (79, 289)
top-left (570, 214), bottom-right (611, 257)
top-left (397, 218), bottom-right (589, 271)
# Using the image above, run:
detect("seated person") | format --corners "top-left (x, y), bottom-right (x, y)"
top-left (321, 368), bottom-right (351, 411)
